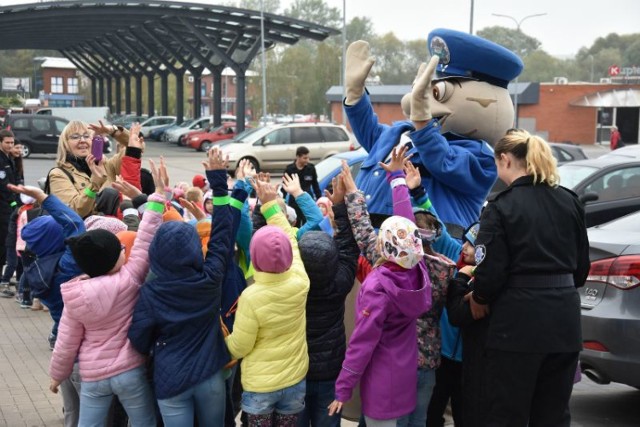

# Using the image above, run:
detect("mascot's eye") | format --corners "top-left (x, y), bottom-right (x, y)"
top-left (432, 81), bottom-right (451, 102)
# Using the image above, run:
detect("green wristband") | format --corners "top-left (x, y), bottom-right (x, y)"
top-left (213, 195), bottom-right (231, 206)
top-left (230, 198), bottom-right (244, 210)
top-left (421, 198), bottom-right (433, 210)
top-left (10, 201), bottom-right (17, 207)
top-left (146, 201), bottom-right (165, 213)
top-left (84, 187), bottom-right (97, 199)
top-left (262, 204), bottom-right (281, 220)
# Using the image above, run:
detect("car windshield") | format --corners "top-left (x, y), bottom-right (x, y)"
top-left (235, 126), bottom-right (272, 143)
top-left (315, 156), bottom-right (345, 180)
top-left (595, 211), bottom-right (640, 232)
top-left (558, 164), bottom-right (600, 189)
top-left (233, 127), bottom-right (258, 140)
top-left (179, 119), bottom-right (194, 127)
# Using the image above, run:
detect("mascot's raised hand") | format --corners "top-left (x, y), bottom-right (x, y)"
top-left (345, 40), bottom-right (376, 105)
top-left (410, 55), bottom-right (440, 126)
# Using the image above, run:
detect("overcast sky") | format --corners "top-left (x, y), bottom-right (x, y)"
top-left (1, 0), bottom-right (638, 58)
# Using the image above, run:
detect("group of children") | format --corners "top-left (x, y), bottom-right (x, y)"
top-left (1, 119), bottom-right (491, 427)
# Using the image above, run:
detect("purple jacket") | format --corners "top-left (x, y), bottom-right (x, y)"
top-left (336, 171), bottom-right (432, 419)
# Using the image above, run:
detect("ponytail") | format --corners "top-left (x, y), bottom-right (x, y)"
top-left (494, 129), bottom-right (559, 187)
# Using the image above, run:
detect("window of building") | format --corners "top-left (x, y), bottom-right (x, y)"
top-left (51, 77), bottom-right (64, 93)
top-left (67, 77), bottom-right (78, 94)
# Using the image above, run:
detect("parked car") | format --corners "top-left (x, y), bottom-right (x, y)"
top-left (558, 158), bottom-right (640, 227)
top-left (111, 114), bottom-right (148, 129)
top-left (599, 144), bottom-right (640, 160)
top-left (316, 148), bottom-right (367, 193)
top-left (187, 122), bottom-right (243, 152)
top-left (549, 142), bottom-right (588, 164)
top-left (164, 116), bottom-right (212, 145)
top-left (139, 116), bottom-right (176, 138)
top-left (147, 123), bottom-right (178, 141)
top-left (219, 123), bottom-right (355, 172)
top-left (579, 210), bottom-right (640, 389)
top-left (3, 114), bottom-right (111, 158)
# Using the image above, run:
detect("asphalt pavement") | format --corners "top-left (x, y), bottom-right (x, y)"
top-left (3, 140), bottom-right (638, 426)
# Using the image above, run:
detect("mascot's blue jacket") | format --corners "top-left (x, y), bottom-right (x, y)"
top-left (347, 92), bottom-right (497, 232)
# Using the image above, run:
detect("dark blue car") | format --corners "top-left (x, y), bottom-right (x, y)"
top-left (315, 148), bottom-right (367, 193)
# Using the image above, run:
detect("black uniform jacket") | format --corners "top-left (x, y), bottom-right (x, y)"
top-left (472, 175), bottom-right (590, 353)
top-left (0, 151), bottom-right (18, 215)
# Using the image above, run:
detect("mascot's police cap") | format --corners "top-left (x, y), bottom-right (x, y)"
top-left (428, 28), bottom-right (523, 89)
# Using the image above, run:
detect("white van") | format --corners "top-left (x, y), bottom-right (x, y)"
top-left (37, 106), bottom-right (111, 124)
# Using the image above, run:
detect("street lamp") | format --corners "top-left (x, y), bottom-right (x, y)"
top-left (341, 0), bottom-right (346, 125)
top-left (260, 0), bottom-right (268, 123)
top-left (492, 12), bottom-right (547, 128)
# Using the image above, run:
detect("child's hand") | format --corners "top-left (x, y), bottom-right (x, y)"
top-left (202, 147), bottom-right (229, 171)
top-left (112, 175), bottom-right (143, 198)
top-left (129, 123), bottom-right (142, 148)
top-left (325, 175), bottom-right (346, 205)
top-left (159, 156), bottom-right (170, 188)
top-left (179, 198), bottom-right (206, 221)
top-left (250, 178), bottom-right (277, 205)
top-left (282, 173), bottom-right (303, 198)
top-left (404, 160), bottom-right (422, 190)
top-left (49, 378), bottom-right (61, 394)
top-left (7, 184), bottom-right (47, 204)
top-left (328, 400), bottom-right (343, 416)
top-left (148, 159), bottom-right (165, 195)
top-left (341, 160), bottom-right (358, 194)
top-left (379, 145), bottom-right (411, 173)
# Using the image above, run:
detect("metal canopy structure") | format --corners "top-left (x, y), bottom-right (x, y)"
top-left (570, 88), bottom-right (640, 108)
top-left (0, 1), bottom-right (338, 130)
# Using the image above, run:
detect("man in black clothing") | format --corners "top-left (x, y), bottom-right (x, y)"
top-left (282, 146), bottom-right (321, 226)
top-left (0, 130), bottom-right (19, 295)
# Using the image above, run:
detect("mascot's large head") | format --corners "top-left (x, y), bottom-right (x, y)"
top-left (403, 28), bottom-right (523, 145)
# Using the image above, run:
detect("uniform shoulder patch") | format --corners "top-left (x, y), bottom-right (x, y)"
top-left (0, 170), bottom-right (5, 180)
top-left (474, 244), bottom-right (486, 265)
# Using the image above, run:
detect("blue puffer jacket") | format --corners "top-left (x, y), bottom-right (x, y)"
top-left (21, 195), bottom-right (84, 331)
top-left (128, 170), bottom-right (244, 400)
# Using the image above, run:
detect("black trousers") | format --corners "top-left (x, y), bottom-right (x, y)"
top-left (426, 356), bottom-right (463, 427)
top-left (484, 349), bottom-right (579, 427)
top-left (0, 212), bottom-right (10, 270)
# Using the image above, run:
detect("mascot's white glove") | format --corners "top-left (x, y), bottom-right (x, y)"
top-left (345, 41), bottom-right (375, 106)
top-left (410, 55), bottom-right (440, 122)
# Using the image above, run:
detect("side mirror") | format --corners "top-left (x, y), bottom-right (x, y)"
top-left (579, 192), bottom-right (599, 204)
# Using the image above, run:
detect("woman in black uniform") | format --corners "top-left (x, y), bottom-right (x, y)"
top-left (468, 129), bottom-right (590, 427)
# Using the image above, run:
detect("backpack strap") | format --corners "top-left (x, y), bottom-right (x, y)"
top-left (44, 167), bottom-right (76, 195)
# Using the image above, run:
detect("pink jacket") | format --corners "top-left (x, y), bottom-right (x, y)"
top-left (49, 194), bottom-right (164, 382)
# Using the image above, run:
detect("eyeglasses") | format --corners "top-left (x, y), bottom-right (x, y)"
top-left (68, 134), bottom-right (91, 141)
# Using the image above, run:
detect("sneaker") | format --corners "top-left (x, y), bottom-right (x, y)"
top-left (31, 298), bottom-right (43, 311)
top-left (43, 305), bottom-right (49, 312)
top-left (15, 294), bottom-right (22, 304)
top-left (0, 287), bottom-right (15, 298)
top-left (20, 299), bottom-right (32, 309)
top-left (48, 334), bottom-right (56, 351)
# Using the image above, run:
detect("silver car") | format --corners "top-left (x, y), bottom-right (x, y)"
top-left (219, 123), bottom-right (356, 172)
top-left (580, 210), bottom-right (640, 388)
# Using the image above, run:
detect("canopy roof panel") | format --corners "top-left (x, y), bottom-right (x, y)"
top-left (571, 88), bottom-right (640, 108)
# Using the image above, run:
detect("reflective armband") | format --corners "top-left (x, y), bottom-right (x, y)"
top-left (262, 204), bottom-right (281, 220)
top-left (84, 187), bottom-right (97, 199)
top-left (146, 201), bottom-right (165, 213)
top-left (390, 177), bottom-right (407, 189)
top-left (213, 195), bottom-right (230, 206)
top-left (10, 201), bottom-right (17, 208)
top-left (230, 198), bottom-right (244, 210)
top-left (420, 198), bottom-right (433, 210)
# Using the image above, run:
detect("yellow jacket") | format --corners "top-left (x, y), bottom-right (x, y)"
top-left (225, 200), bottom-right (310, 393)
top-left (48, 132), bottom-right (128, 218)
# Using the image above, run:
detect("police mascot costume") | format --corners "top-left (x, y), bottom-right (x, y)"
top-left (344, 28), bottom-right (523, 239)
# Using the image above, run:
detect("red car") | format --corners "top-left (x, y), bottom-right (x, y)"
top-left (187, 122), bottom-right (240, 151)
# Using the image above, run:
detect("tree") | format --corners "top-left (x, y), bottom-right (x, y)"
top-left (284, 0), bottom-right (341, 29)
top-left (477, 26), bottom-right (541, 57)
top-left (346, 16), bottom-right (375, 44)
top-left (236, 0), bottom-right (281, 13)
top-left (623, 38), bottom-right (640, 66)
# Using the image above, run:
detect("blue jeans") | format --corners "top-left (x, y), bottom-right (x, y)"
top-left (298, 380), bottom-right (340, 427)
top-left (79, 366), bottom-right (156, 427)
top-left (397, 368), bottom-right (436, 427)
top-left (242, 379), bottom-right (306, 415)
top-left (157, 369), bottom-right (226, 427)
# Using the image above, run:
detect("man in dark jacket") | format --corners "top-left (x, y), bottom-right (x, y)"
top-left (283, 146), bottom-right (321, 226)
top-left (0, 129), bottom-right (19, 296)
top-left (297, 177), bottom-right (359, 427)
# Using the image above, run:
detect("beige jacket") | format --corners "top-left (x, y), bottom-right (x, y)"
top-left (48, 131), bottom-right (129, 218)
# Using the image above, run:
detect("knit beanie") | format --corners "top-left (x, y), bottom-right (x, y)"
top-left (84, 215), bottom-right (128, 235)
top-left (163, 206), bottom-right (184, 222)
top-left (66, 229), bottom-right (122, 278)
top-left (249, 225), bottom-right (293, 274)
top-left (116, 230), bottom-right (137, 262)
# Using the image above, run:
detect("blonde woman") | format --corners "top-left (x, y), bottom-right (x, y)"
top-left (47, 121), bottom-right (129, 218)
top-left (468, 129), bottom-right (590, 426)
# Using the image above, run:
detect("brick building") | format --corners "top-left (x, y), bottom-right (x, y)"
top-left (38, 57), bottom-right (85, 107)
top-left (326, 82), bottom-right (640, 146)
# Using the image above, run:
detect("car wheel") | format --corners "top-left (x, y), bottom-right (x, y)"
top-left (239, 157), bottom-right (259, 173)
top-left (21, 143), bottom-right (31, 158)
top-left (178, 136), bottom-right (186, 146)
top-left (200, 141), bottom-right (212, 152)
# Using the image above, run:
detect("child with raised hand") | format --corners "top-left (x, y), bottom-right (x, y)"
top-left (225, 177), bottom-right (310, 426)
top-left (127, 147), bottom-right (242, 427)
top-left (330, 146), bottom-right (433, 426)
top-left (48, 158), bottom-right (168, 427)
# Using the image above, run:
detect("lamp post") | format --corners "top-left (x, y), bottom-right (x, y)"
top-left (260, 0), bottom-right (268, 123)
top-left (341, 0), bottom-right (346, 125)
top-left (492, 12), bottom-right (546, 128)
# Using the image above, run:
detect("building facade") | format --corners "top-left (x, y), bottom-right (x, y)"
top-left (39, 57), bottom-right (85, 107)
